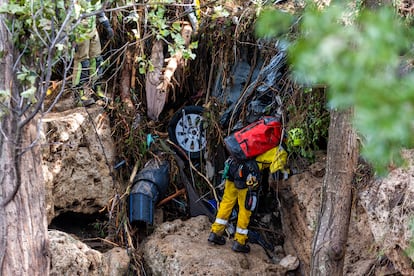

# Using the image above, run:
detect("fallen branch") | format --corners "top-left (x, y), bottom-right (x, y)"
top-left (81, 237), bottom-right (120, 247)
top-left (146, 40), bottom-right (165, 121)
top-left (157, 22), bottom-right (193, 93)
top-left (157, 188), bottom-right (186, 207)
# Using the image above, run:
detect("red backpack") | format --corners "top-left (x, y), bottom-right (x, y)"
top-left (224, 116), bottom-right (283, 160)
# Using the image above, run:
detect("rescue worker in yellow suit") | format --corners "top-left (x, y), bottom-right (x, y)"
top-left (72, 0), bottom-right (113, 106)
top-left (208, 146), bottom-right (288, 253)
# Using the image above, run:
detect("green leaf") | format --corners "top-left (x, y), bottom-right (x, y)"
top-left (148, 61), bottom-right (154, 72)
top-left (55, 43), bottom-right (64, 51)
top-left (27, 74), bottom-right (37, 85)
top-left (21, 86), bottom-right (36, 101)
top-left (172, 33), bottom-right (185, 45)
top-left (189, 41), bottom-right (198, 50)
top-left (138, 62), bottom-right (146, 74)
top-left (39, 18), bottom-right (52, 31)
top-left (159, 29), bottom-right (169, 37)
top-left (17, 72), bottom-right (27, 81)
top-left (172, 22), bottom-right (181, 32)
top-left (255, 8), bottom-right (294, 38)
top-left (2, 3), bottom-right (25, 14)
top-left (0, 89), bottom-right (10, 100)
top-left (182, 49), bottom-right (196, 60)
top-left (0, 4), bottom-right (8, 13)
top-left (211, 6), bottom-right (229, 20)
top-left (167, 44), bottom-right (175, 56)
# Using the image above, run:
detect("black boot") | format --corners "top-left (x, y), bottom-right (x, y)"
top-left (232, 241), bottom-right (250, 253)
top-left (208, 232), bottom-right (226, 245)
top-left (74, 60), bottom-right (95, 107)
top-left (74, 87), bottom-right (95, 107)
top-left (95, 55), bottom-right (104, 78)
top-left (92, 56), bottom-right (111, 104)
top-left (79, 59), bottom-right (90, 85)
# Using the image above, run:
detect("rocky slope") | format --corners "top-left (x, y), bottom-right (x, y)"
top-left (40, 107), bottom-right (414, 274)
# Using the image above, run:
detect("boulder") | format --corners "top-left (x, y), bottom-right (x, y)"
top-left (49, 230), bottom-right (129, 276)
top-left (360, 149), bottom-right (414, 275)
top-left (141, 216), bottom-right (289, 275)
top-left (140, 152), bottom-right (391, 275)
top-left (279, 255), bottom-right (299, 271)
top-left (41, 107), bottom-right (118, 224)
top-left (103, 247), bottom-right (131, 276)
top-left (279, 153), bottom-right (379, 275)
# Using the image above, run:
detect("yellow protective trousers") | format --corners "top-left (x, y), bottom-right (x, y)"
top-left (211, 179), bottom-right (252, 245)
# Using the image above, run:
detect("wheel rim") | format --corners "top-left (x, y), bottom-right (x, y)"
top-left (174, 112), bottom-right (206, 153)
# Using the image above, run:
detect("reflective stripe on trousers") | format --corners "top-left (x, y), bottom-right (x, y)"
top-left (210, 179), bottom-right (252, 245)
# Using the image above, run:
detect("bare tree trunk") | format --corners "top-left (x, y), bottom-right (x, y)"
top-left (120, 47), bottom-right (134, 111)
top-left (0, 6), bottom-right (49, 275)
top-left (310, 108), bottom-right (358, 275)
top-left (146, 40), bottom-right (165, 121)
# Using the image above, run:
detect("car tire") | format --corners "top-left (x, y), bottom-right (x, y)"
top-left (168, 106), bottom-right (206, 159)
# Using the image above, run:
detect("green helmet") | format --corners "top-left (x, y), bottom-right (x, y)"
top-left (288, 128), bottom-right (304, 147)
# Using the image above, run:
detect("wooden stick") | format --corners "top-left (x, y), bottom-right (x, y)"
top-left (157, 188), bottom-right (186, 207)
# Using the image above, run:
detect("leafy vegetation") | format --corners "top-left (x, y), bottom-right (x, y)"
top-left (258, 1), bottom-right (414, 270)
top-left (147, 2), bottom-right (198, 62)
top-left (257, 2), bottom-right (414, 174)
top-left (0, 0), bottom-right (74, 118)
top-left (285, 86), bottom-right (329, 160)
top-left (256, 7), bottom-right (330, 162)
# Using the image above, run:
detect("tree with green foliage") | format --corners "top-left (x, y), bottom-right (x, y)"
top-left (0, 0), bottom-right (199, 273)
top-left (256, 0), bottom-right (414, 274)
top-left (257, 2), bottom-right (414, 174)
top-left (0, 0), bottom-right (92, 273)
top-left (290, 3), bottom-right (414, 174)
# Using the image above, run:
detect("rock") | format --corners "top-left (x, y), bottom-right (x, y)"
top-left (279, 154), bottom-right (378, 275)
top-left (103, 247), bottom-right (130, 276)
top-left (278, 170), bottom-right (320, 272)
top-left (41, 107), bottom-right (119, 223)
top-left (49, 230), bottom-right (129, 276)
top-left (360, 149), bottom-right (414, 275)
top-left (279, 255), bottom-right (299, 271)
top-left (41, 100), bottom-right (414, 275)
top-left (142, 216), bottom-right (288, 275)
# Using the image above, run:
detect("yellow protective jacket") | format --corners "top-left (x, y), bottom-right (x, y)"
top-left (256, 146), bottom-right (288, 174)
